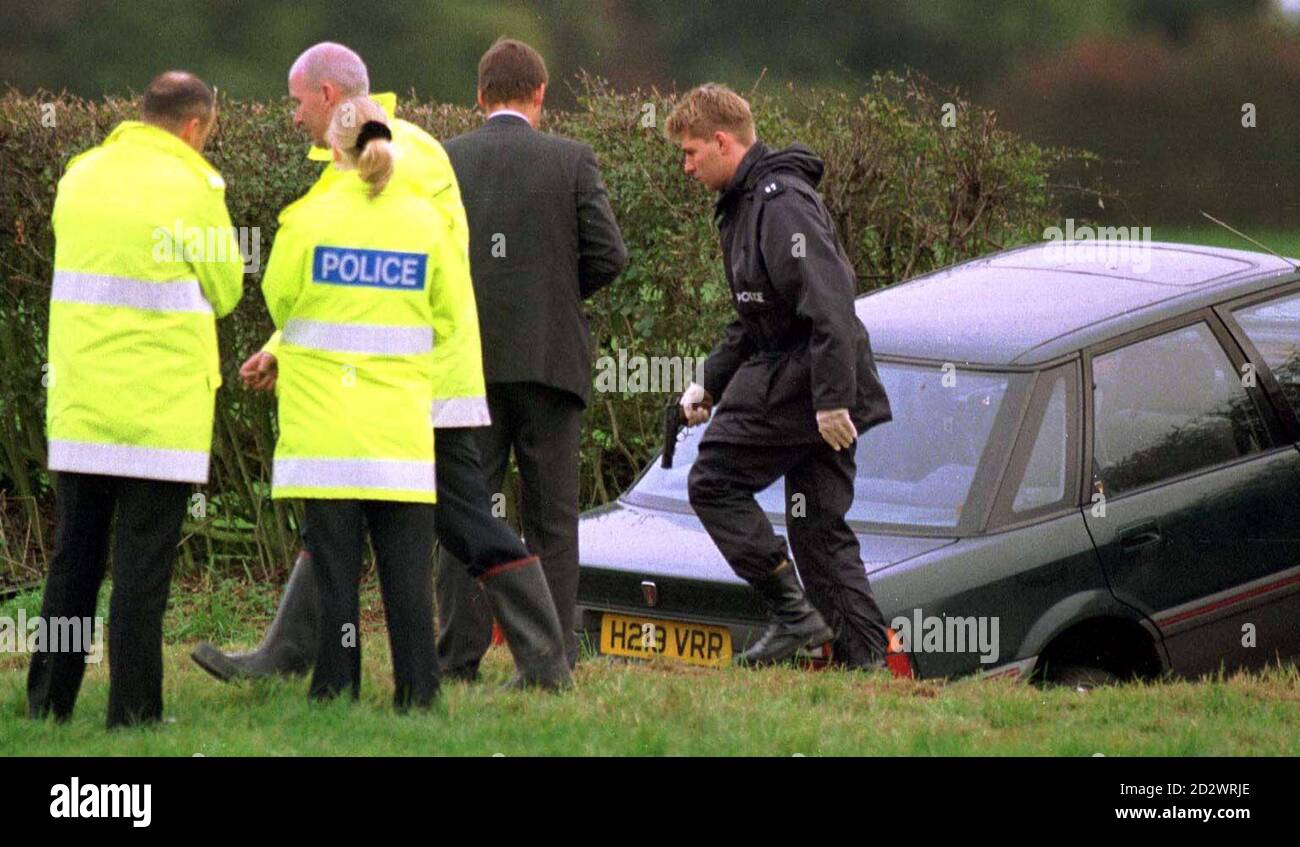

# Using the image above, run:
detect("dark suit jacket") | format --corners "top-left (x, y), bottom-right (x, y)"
top-left (444, 114), bottom-right (628, 407)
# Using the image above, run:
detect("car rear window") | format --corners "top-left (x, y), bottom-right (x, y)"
top-left (1233, 290), bottom-right (1300, 422)
top-left (633, 362), bottom-right (1013, 529)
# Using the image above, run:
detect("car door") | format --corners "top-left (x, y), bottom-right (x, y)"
top-left (1217, 283), bottom-right (1300, 664)
top-left (1082, 311), bottom-right (1300, 676)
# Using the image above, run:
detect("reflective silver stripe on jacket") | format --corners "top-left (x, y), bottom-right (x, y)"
top-left (47, 439), bottom-right (210, 483)
top-left (282, 318), bottom-right (434, 356)
top-left (51, 271), bottom-right (213, 313)
top-left (430, 396), bottom-right (491, 428)
top-left (272, 457), bottom-right (436, 493)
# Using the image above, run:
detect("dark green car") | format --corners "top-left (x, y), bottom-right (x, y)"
top-left (576, 241), bottom-right (1300, 684)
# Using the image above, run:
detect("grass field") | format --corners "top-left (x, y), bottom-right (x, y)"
top-left (1152, 225), bottom-right (1300, 258)
top-left (2, 578), bottom-right (1297, 756)
top-left (3, 224), bottom-right (1298, 756)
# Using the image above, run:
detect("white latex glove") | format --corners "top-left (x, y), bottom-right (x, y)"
top-left (679, 382), bottom-right (713, 426)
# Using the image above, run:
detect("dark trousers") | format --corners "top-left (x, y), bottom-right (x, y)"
top-left (28, 472), bottom-right (190, 728)
top-left (429, 426), bottom-right (533, 575)
top-left (305, 499), bottom-right (439, 710)
top-left (687, 439), bottom-right (889, 667)
top-left (436, 382), bottom-right (584, 674)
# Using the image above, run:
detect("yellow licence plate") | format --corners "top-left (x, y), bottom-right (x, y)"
top-left (600, 613), bottom-right (732, 668)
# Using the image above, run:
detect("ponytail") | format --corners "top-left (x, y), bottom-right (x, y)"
top-left (357, 137), bottom-right (393, 198)
top-left (327, 96), bottom-right (395, 199)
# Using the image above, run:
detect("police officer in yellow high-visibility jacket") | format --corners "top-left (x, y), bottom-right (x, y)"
top-left (283, 90), bottom-right (482, 424)
top-left (192, 42), bottom-right (570, 692)
top-left (29, 71), bottom-right (244, 729)
top-left (258, 96), bottom-right (469, 708)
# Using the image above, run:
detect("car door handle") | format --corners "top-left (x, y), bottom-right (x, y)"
top-left (1119, 521), bottom-right (1163, 552)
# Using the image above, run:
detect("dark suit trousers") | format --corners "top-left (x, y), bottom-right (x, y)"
top-left (436, 382), bottom-right (584, 673)
top-left (687, 439), bottom-right (890, 667)
top-left (28, 471), bottom-right (190, 728)
top-left (430, 426), bottom-right (533, 573)
top-left (305, 499), bottom-right (439, 710)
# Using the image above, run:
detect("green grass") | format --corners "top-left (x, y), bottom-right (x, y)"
top-left (1152, 225), bottom-right (1300, 258)
top-left (1, 579), bottom-right (1297, 755)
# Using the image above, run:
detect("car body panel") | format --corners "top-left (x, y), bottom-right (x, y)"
top-left (867, 510), bottom-right (1108, 677)
top-left (580, 500), bottom-right (957, 586)
top-left (1083, 448), bottom-right (1300, 676)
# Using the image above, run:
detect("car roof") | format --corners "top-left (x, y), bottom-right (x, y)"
top-left (855, 241), bottom-right (1296, 366)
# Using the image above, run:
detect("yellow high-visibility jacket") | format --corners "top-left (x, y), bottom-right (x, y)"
top-left (262, 165), bottom-right (476, 503)
top-left (265, 92), bottom-right (490, 428)
top-left (46, 120), bottom-right (244, 483)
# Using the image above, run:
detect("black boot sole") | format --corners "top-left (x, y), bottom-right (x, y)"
top-left (190, 642), bottom-right (312, 683)
top-left (735, 622), bottom-right (835, 667)
top-left (190, 643), bottom-right (239, 683)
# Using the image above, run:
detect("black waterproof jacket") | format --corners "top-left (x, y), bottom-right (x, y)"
top-left (701, 141), bottom-right (892, 445)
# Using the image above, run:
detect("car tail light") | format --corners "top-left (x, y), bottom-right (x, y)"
top-left (885, 627), bottom-right (914, 678)
top-left (801, 631), bottom-right (913, 676)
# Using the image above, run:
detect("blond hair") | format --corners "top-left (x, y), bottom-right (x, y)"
top-left (327, 96), bottom-right (393, 198)
top-left (664, 83), bottom-right (756, 145)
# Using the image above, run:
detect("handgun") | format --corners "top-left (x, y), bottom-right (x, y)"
top-left (661, 403), bottom-right (687, 468)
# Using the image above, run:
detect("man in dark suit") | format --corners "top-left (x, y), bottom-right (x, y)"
top-left (437, 38), bottom-right (628, 677)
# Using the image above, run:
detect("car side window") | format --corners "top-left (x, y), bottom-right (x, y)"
top-left (1232, 290), bottom-right (1300, 423)
top-left (1092, 322), bottom-right (1268, 496)
top-left (1013, 374), bottom-right (1068, 513)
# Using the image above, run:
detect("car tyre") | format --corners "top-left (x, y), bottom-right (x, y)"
top-left (1050, 665), bottom-right (1120, 692)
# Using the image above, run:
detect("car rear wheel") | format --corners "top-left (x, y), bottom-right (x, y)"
top-left (1049, 665), bottom-right (1120, 692)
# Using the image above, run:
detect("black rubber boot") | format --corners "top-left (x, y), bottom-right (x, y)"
top-left (482, 556), bottom-right (572, 691)
top-left (190, 550), bottom-right (320, 682)
top-left (736, 559), bottom-right (835, 667)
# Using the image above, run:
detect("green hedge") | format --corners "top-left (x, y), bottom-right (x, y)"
top-left (0, 73), bottom-right (1079, 582)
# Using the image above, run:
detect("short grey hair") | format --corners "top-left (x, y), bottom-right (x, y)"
top-left (289, 42), bottom-right (369, 96)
